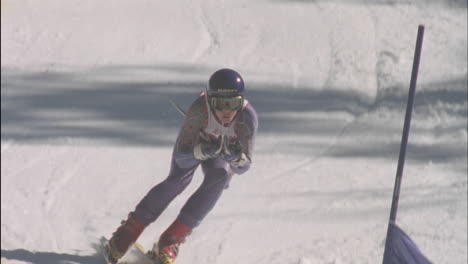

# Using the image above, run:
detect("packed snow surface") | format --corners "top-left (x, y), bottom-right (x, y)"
top-left (1, 0), bottom-right (467, 263)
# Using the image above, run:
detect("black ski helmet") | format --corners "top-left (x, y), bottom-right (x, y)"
top-left (207, 68), bottom-right (244, 97)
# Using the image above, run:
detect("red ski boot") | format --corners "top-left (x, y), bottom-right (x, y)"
top-left (106, 212), bottom-right (146, 263)
top-left (155, 219), bottom-right (192, 264)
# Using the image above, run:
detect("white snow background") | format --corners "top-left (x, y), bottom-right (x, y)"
top-left (1, 0), bottom-right (467, 263)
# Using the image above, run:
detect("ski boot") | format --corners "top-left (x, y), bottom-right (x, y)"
top-left (149, 219), bottom-right (192, 264)
top-left (106, 212), bottom-right (146, 264)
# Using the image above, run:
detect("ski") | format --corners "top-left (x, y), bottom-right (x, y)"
top-left (100, 237), bottom-right (159, 264)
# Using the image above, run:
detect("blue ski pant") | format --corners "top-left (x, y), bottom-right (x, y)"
top-left (133, 155), bottom-right (233, 230)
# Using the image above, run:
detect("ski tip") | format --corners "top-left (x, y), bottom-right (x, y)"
top-left (134, 242), bottom-right (145, 252)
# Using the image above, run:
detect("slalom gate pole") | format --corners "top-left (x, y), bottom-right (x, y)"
top-left (382, 25), bottom-right (425, 262)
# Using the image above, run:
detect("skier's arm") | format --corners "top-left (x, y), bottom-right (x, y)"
top-left (230, 105), bottom-right (258, 174)
top-left (173, 97), bottom-right (206, 168)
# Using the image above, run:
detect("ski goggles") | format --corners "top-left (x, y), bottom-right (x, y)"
top-left (209, 95), bottom-right (244, 111)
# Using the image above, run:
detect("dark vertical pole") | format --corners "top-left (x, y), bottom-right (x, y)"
top-left (382, 25), bottom-right (425, 263)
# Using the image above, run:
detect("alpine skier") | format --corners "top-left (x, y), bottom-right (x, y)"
top-left (105, 68), bottom-right (259, 264)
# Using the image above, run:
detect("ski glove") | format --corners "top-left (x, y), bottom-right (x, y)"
top-left (193, 132), bottom-right (223, 160)
top-left (222, 140), bottom-right (243, 162)
top-left (223, 140), bottom-right (250, 168)
top-left (230, 153), bottom-right (249, 168)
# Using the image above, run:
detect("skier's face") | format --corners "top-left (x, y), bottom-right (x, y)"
top-left (215, 109), bottom-right (237, 125)
top-left (209, 94), bottom-right (243, 125)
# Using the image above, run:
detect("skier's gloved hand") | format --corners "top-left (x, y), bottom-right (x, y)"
top-left (230, 153), bottom-right (249, 168)
top-left (193, 132), bottom-right (223, 160)
top-left (222, 139), bottom-right (250, 168)
top-left (222, 140), bottom-right (243, 162)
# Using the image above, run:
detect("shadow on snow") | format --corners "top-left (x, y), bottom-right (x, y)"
top-left (1, 65), bottom-right (466, 163)
top-left (1, 244), bottom-right (103, 264)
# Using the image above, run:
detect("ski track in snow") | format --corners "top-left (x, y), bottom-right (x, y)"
top-left (42, 148), bottom-right (82, 212)
top-left (193, 1), bottom-right (219, 62)
top-left (267, 117), bottom-right (355, 183)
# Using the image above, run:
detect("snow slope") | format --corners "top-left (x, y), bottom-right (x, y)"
top-left (1, 0), bottom-right (467, 263)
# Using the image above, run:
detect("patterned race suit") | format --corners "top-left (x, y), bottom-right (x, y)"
top-left (133, 91), bottom-right (258, 229)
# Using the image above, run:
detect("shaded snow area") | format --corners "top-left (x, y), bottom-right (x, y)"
top-left (1, 0), bottom-right (467, 263)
